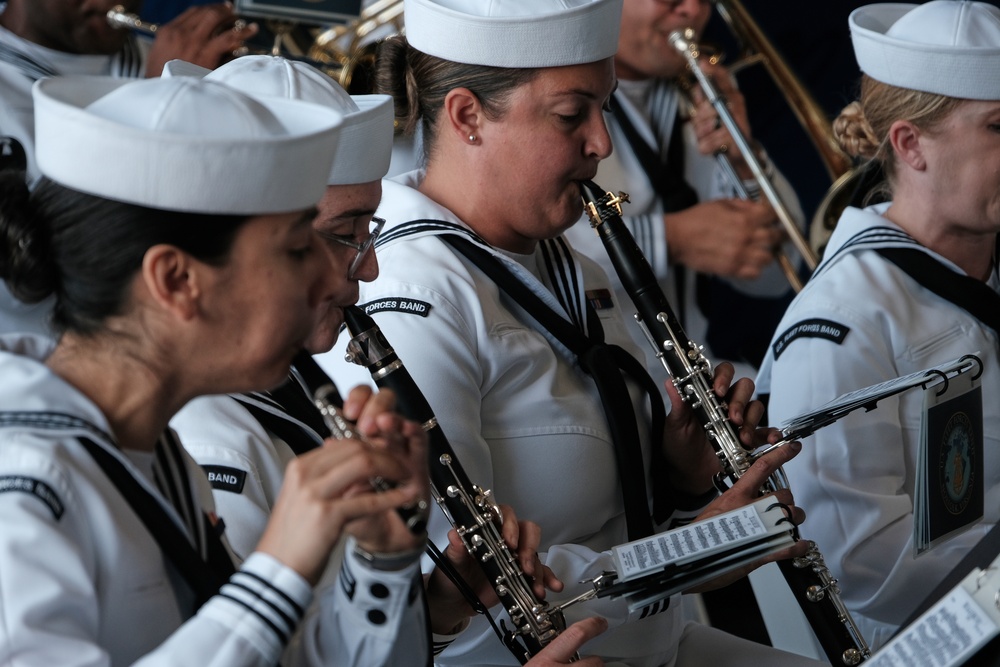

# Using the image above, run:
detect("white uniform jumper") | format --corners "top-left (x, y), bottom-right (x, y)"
top-left (0, 334), bottom-right (424, 666)
top-left (757, 204), bottom-right (1000, 648)
top-left (320, 172), bottom-right (824, 667)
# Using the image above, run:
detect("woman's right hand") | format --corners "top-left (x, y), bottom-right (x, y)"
top-left (524, 617), bottom-right (608, 666)
top-left (255, 431), bottom-right (424, 585)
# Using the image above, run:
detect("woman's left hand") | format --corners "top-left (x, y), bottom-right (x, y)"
top-left (424, 505), bottom-right (563, 635)
top-left (661, 361), bottom-right (765, 496)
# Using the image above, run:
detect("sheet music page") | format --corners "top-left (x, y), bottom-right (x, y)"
top-left (612, 497), bottom-right (785, 582)
top-left (867, 577), bottom-right (1000, 667)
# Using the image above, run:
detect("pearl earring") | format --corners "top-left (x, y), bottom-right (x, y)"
top-left (468, 134), bottom-right (477, 143)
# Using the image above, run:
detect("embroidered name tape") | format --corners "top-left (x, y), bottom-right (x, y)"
top-left (772, 318), bottom-right (850, 360)
top-left (201, 465), bottom-right (247, 494)
top-left (0, 475), bottom-right (64, 520)
top-left (363, 297), bottom-right (432, 317)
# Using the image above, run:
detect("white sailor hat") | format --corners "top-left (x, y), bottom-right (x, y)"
top-left (32, 76), bottom-right (344, 214)
top-left (850, 1), bottom-right (1000, 100)
top-left (164, 56), bottom-right (394, 185)
top-left (403, 0), bottom-right (623, 68)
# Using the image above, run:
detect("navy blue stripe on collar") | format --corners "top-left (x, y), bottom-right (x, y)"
top-left (376, 219), bottom-right (488, 248)
top-left (233, 393), bottom-right (326, 447)
top-left (0, 43), bottom-right (56, 81)
top-left (814, 226), bottom-right (919, 278)
top-left (539, 237), bottom-right (583, 330)
top-left (0, 411), bottom-right (114, 442)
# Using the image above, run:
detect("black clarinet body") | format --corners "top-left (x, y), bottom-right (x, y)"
top-left (341, 305), bottom-right (566, 664)
top-left (579, 180), bottom-right (870, 666)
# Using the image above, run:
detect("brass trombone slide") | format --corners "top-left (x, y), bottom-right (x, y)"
top-left (669, 27), bottom-right (818, 292)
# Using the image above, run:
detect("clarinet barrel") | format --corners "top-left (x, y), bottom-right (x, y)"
top-left (579, 179), bottom-right (870, 666)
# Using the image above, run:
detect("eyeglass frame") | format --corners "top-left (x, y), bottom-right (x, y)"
top-left (322, 215), bottom-right (385, 278)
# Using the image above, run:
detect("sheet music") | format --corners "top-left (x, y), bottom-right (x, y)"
top-left (867, 567), bottom-right (1000, 667)
top-left (612, 498), bottom-right (783, 582)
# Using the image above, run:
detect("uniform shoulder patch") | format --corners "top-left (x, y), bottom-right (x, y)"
top-left (0, 475), bottom-right (64, 520)
top-left (201, 465), bottom-right (247, 494)
top-left (772, 318), bottom-right (851, 360)
top-left (362, 297), bottom-right (432, 318)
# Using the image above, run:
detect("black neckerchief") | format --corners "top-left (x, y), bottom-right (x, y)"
top-left (876, 243), bottom-right (1000, 343)
top-left (77, 431), bottom-right (236, 609)
top-left (441, 232), bottom-right (672, 539)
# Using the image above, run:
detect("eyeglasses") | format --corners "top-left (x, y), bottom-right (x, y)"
top-left (324, 216), bottom-right (385, 278)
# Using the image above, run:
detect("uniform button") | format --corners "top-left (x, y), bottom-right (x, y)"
top-left (368, 609), bottom-right (387, 625)
top-left (370, 583), bottom-right (390, 599)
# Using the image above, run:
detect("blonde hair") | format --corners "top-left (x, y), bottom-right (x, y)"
top-left (833, 75), bottom-right (964, 196)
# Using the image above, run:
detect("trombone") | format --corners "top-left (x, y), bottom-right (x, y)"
top-left (670, 27), bottom-right (817, 292)
top-left (710, 0), bottom-right (865, 259)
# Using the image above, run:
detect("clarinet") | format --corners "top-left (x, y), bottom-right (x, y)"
top-left (341, 305), bottom-right (568, 664)
top-left (309, 379), bottom-right (430, 536)
top-left (579, 180), bottom-right (871, 666)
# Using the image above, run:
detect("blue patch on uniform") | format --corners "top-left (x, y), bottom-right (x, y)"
top-left (586, 288), bottom-right (615, 311)
top-left (363, 297), bottom-right (432, 317)
top-left (0, 475), bottom-right (64, 520)
top-left (772, 318), bottom-right (850, 360)
top-left (201, 465), bottom-right (247, 494)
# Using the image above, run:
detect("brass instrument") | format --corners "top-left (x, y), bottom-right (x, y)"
top-left (308, 0), bottom-right (403, 92)
top-left (105, 3), bottom-right (395, 94)
top-left (709, 0), bottom-right (866, 257)
top-left (670, 28), bottom-right (817, 292)
top-left (106, 5), bottom-right (249, 38)
top-left (106, 5), bottom-right (159, 35)
top-left (580, 179), bottom-right (871, 666)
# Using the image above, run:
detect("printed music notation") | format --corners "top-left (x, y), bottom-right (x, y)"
top-left (867, 565), bottom-right (1000, 667)
top-left (594, 497), bottom-right (797, 612)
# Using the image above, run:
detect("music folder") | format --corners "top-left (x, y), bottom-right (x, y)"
top-left (778, 354), bottom-right (982, 443)
top-left (592, 497), bottom-right (797, 612)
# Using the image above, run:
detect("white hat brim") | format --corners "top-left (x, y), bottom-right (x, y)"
top-left (33, 76), bottom-right (344, 214)
top-left (328, 95), bottom-right (394, 184)
top-left (166, 58), bottom-right (394, 184)
top-left (851, 2), bottom-right (1000, 99)
top-left (404, 0), bottom-right (621, 68)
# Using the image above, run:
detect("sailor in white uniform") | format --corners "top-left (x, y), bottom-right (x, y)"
top-left (757, 0), bottom-right (1000, 649)
top-left (320, 1), bottom-right (820, 665)
top-left (166, 55), bottom-right (610, 666)
top-left (0, 74), bottom-right (431, 665)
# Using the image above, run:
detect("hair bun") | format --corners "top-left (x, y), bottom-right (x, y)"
top-left (833, 101), bottom-right (881, 160)
top-left (0, 171), bottom-right (58, 303)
